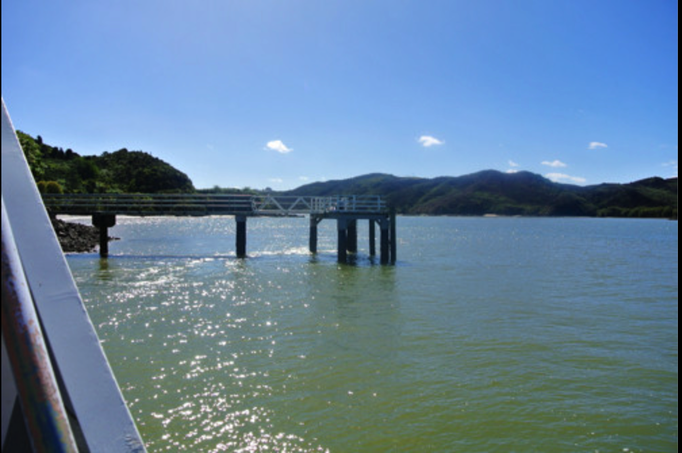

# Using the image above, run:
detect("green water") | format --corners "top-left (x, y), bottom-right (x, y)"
top-left (66, 216), bottom-right (678, 452)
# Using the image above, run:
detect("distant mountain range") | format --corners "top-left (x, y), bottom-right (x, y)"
top-left (284, 171), bottom-right (677, 218)
top-left (18, 131), bottom-right (677, 218)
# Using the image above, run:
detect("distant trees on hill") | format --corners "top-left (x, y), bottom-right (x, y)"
top-left (285, 171), bottom-right (678, 219)
top-left (18, 131), bottom-right (195, 194)
top-left (18, 131), bottom-right (677, 218)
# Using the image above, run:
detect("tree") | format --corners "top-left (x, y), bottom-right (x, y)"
top-left (17, 131), bottom-right (46, 180)
top-left (44, 181), bottom-right (64, 194)
top-left (74, 157), bottom-right (100, 180)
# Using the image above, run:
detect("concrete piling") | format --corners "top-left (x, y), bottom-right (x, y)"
top-left (236, 215), bottom-right (247, 258)
top-left (390, 208), bottom-right (397, 263)
top-left (309, 216), bottom-right (320, 254)
top-left (337, 218), bottom-right (348, 263)
top-left (380, 218), bottom-right (390, 264)
top-left (369, 219), bottom-right (376, 256)
top-left (92, 214), bottom-right (116, 258)
top-left (347, 220), bottom-right (358, 254)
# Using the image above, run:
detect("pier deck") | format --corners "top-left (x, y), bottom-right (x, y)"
top-left (42, 193), bottom-right (397, 263)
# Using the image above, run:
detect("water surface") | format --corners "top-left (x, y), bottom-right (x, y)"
top-left (67, 216), bottom-right (678, 452)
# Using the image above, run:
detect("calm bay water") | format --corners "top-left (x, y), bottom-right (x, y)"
top-left (65, 216), bottom-right (678, 452)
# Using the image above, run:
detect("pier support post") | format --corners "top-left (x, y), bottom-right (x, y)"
top-left (92, 214), bottom-right (116, 258)
top-left (380, 218), bottom-right (390, 264)
top-left (390, 209), bottom-right (397, 264)
top-left (309, 216), bottom-right (320, 254)
top-left (337, 218), bottom-right (348, 263)
top-left (369, 219), bottom-right (376, 256)
top-left (236, 215), bottom-right (247, 258)
top-left (347, 219), bottom-right (357, 254)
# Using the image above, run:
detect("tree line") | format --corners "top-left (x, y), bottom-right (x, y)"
top-left (285, 171), bottom-right (678, 219)
top-left (18, 131), bottom-right (195, 194)
top-left (19, 131), bottom-right (677, 218)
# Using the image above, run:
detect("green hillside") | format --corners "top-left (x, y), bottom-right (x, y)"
top-left (18, 131), bottom-right (676, 218)
top-left (18, 131), bottom-right (195, 194)
top-left (286, 171), bottom-right (677, 218)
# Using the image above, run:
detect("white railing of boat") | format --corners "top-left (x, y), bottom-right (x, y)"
top-left (2, 198), bottom-right (79, 451)
top-left (1, 97), bottom-right (146, 452)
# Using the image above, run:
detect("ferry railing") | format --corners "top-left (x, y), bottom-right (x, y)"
top-left (2, 97), bottom-right (147, 451)
top-left (2, 199), bottom-right (79, 452)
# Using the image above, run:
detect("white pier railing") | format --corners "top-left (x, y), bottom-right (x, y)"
top-left (41, 193), bottom-right (388, 217)
top-left (252, 195), bottom-right (386, 215)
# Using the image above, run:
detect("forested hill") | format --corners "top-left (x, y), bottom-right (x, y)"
top-left (18, 131), bottom-right (195, 194)
top-left (285, 171), bottom-right (678, 218)
top-left (17, 131), bottom-right (676, 218)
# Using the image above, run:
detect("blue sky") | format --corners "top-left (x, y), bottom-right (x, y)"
top-left (2, 0), bottom-right (678, 190)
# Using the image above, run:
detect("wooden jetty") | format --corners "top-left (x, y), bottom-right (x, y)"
top-left (42, 193), bottom-right (397, 264)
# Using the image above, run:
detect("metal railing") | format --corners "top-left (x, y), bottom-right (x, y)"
top-left (42, 193), bottom-right (387, 216)
top-left (42, 193), bottom-right (254, 216)
top-left (2, 199), bottom-right (79, 452)
top-left (3, 97), bottom-right (148, 451)
top-left (252, 195), bottom-right (386, 215)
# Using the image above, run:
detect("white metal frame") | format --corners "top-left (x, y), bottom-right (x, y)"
top-left (42, 194), bottom-right (387, 217)
top-left (1, 98), bottom-right (146, 452)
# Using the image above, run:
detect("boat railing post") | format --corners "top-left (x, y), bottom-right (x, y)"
top-left (2, 199), bottom-right (79, 452)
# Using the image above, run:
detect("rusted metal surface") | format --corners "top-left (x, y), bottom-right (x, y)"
top-left (1, 199), bottom-right (78, 452)
top-left (2, 97), bottom-right (147, 451)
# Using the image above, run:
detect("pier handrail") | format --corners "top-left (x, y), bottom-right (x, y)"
top-left (42, 193), bottom-right (387, 217)
top-left (41, 193), bottom-right (254, 216)
top-left (252, 195), bottom-right (386, 215)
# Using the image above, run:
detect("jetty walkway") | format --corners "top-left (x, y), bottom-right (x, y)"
top-left (42, 193), bottom-right (397, 263)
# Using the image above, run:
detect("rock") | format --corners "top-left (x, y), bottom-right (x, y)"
top-left (50, 218), bottom-right (118, 253)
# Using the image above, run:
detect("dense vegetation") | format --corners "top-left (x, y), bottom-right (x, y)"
top-left (18, 132), bottom-right (195, 194)
top-left (285, 171), bottom-right (678, 218)
top-left (19, 131), bottom-right (676, 218)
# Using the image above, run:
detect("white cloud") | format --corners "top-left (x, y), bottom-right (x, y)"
top-left (508, 160), bottom-right (520, 167)
top-left (588, 141), bottom-right (608, 150)
top-left (663, 160), bottom-right (678, 175)
top-left (268, 178), bottom-right (284, 184)
top-left (418, 135), bottom-right (444, 147)
top-left (542, 160), bottom-right (567, 168)
top-left (266, 140), bottom-right (293, 154)
top-left (545, 173), bottom-right (587, 184)
top-left (506, 169), bottom-right (519, 174)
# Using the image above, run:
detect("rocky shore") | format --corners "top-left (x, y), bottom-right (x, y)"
top-left (51, 218), bottom-right (117, 253)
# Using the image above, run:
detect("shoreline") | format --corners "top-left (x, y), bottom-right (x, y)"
top-left (51, 218), bottom-right (118, 253)
top-left (49, 213), bottom-right (675, 255)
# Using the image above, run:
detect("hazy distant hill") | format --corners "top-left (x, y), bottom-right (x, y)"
top-left (285, 171), bottom-right (678, 218)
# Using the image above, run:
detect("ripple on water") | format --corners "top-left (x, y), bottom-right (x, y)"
top-left (70, 217), bottom-right (678, 452)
